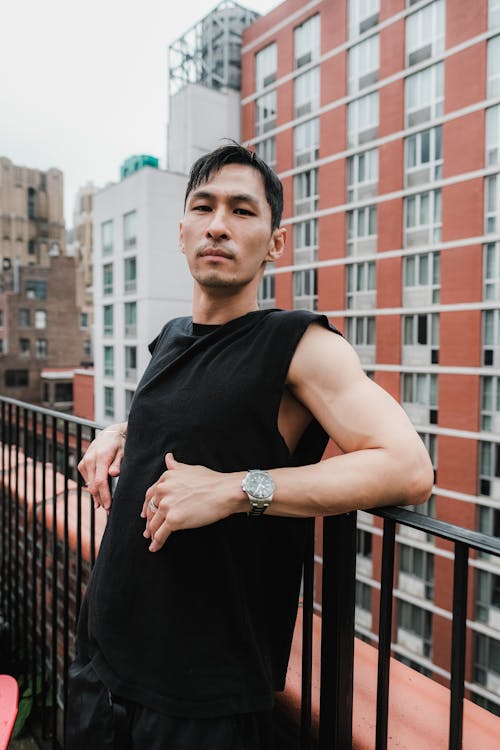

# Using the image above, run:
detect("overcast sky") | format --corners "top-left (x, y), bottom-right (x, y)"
top-left (1, 0), bottom-right (277, 226)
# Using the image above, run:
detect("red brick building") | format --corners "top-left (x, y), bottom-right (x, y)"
top-left (242, 0), bottom-right (500, 715)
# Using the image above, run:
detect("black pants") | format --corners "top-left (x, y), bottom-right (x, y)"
top-left (65, 656), bottom-right (275, 750)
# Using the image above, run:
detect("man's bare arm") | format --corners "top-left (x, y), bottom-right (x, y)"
top-left (78, 422), bottom-right (127, 510)
top-left (267, 324), bottom-right (434, 516)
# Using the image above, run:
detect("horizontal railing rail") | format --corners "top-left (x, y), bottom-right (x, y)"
top-left (0, 396), bottom-right (499, 749)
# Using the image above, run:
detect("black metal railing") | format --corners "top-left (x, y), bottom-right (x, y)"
top-left (1, 395), bottom-right (500, 749)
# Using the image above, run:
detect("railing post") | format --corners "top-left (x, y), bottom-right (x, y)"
top-left (319, 512), bottom-right (357, 749)
top-left (449, 542), bottom-right (469, 750)
top-left (375, 517), bottom-right (396, 750)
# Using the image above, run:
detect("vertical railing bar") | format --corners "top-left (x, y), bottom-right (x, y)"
top-left (22, 407), bottom-right (29, 678)
top-left (89, 427), bottom-right (96, 568)
top-left (62, 420), bottom-right (70, 727)
top-left (40, 412), bottom-right (48, 738)
top-left (51, 416), bottom-right (58, 749)
top-left (13, 406), bottom-right (20, 657)
top-left (375, 517), bottom-right (397, 750)
top-left (5, 403), bottom-right (13, 654)
top-left (448, 542), bottom-right (469, 750)
top-left (300, 518), bottom-right (315, 750)
top-left (31, 410), bottom-right (38, 713)
top-left (75, 423), bottom-right (83, 621)
top-left (0, 401), bottom-right (6, 624)
top-left (319, 513), bottom-right (356, 749)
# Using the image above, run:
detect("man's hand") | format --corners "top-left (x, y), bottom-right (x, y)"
top-left (142, 453), bottom-right (247, 552)
top-left (77, 423), bottom-right (127, 510)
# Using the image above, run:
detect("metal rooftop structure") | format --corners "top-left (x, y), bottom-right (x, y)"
top-left (168, 1), bottom-right (259, 96)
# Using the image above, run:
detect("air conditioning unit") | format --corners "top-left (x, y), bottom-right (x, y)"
top-left (2, 257), bottom-right (11, 271)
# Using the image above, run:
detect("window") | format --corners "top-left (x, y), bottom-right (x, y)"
top-left (294, 67), bottom-right (320, 118)
top-left (104, 386), bottom-right (114, 418)
top-left (486, 106), bottom-right (500, 167)
top-left (399, 544), bottom-right (434, 599)
top-left (485, 242), bottom-right (500, 301)
top-left (345, 316), bottom-right (375, 346)
top-left (478, 504), bottom-right (500, 559)
top-left (255, 91), bottom-right (277, 136)
top-left (490, 0), bottom-right (500, 29)
top-left (404, 189), bottom-right (442, 246)
top-left (405, 126), bottom-right (442, 187)
top-left (476, 570), bottom-right (500, 623)
top-left (294, 219), bottom-right (318, 264)
top-left (19, 309), bottom-right (30, 327)
top-left (28, 239), bottom-right (36, 256)
top-left (293, 269), bottom-right (318, 311)
top-left (487, 36), bottom-right (500, 98)
top-left (0, 339), bottom-right (4, 354)
top-left (474, 633), bottom-right (500, 699)
top-left (403, 313), bottom-right (439, 360)
top-left (349, 35), bottom-right (379, 94)
top-left (347, 92), bottom-right (379, 147)
top-left (397, 600), bottom-right (432, 657)
top-left (479, 440), bottom-right (500, 496)
top-left (0, 310), bottom-right (3, 327)
top-left (101, 220), bottom-right (113, 255)
top-left (258, 273), bottom-right (275, 309)
top-left (125, 346), bottom-right (137, 380)
top-left (255, 137), bottom-right (276, 168)
top-left (19, 338), bottom-right (30, 357)
top-left (124, 257), bottom-right (137, 294)
top-left (355, 581), bottom-right (373, 628)
top-left (349, 0), bottom-right (380, 38)
top-left (482, 376), bottom-right (500, 431)
top-left (294, 118), bottom-right (319, 166)
top-left (5, 369), bottom-right (29, 387)
top-left (294, 14), bottom-right (320, 68)
top-left (104, 346), bottom-right (114, 377)
top-left (103, 263), bottom-right (113, 295)
top-left (346, 205), bottom-right (377, 255)
top-left (403, 252), bottom-right (440, 305)
top-left (357, 528), bottom-right (372, 559)
top-left (35, 339), bottom-right (48, 358)
top-left (406, 0), bottom-right (444, 67)
top-left (402, 372), bottom-right (438, 414)
top-left (255, 43), bottom-right (277, 90)
top-left (419, 432), bottom-right (437, 472)
top-left (346, 260), bottom-right (376, 309)
top-left (124, 302), bottom-right (137, 337)
top-left (54, 383), bottom-right (73, 402)
top-left (347, 148), bottom-right (378, 202)
top-left (80, 311), bottom-right (89, 329)
top-left (83, 339), bottom-right (92, 358)
top-left (34, 309), bottom-right (47, 329)
top-left (103, 304), bottom-right (113, 337)
top-left (125, 389), bottom-right (135, 418)
top-left (25, 280), bottom-right (47, 299)
top-left (294, 170), bottom-right (318, 215)
top-left (123, 211), bottom-right (137, 250)
top-left (27, 188), bottom-right (36, 219)
top-left (486, 175), bottom-right (500, 234)
top-left (483, 309), bottom-right (500, 365)
top-left (405, 63), bottom-right (444, 127)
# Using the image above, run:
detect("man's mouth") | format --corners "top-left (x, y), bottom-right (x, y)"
top-left (198, 247), bottom-right (233, 259)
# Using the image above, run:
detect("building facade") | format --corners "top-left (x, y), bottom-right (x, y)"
top-left (92, 164), bottom-right (193, 425)
top-left (242, 0), bottom-right (500, 716)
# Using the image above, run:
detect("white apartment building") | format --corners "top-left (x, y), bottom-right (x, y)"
top-left (93, 166), bottom-right (192, 424)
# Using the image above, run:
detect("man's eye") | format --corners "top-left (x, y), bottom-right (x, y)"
top-left (192, 205), bottom-right (211, 212)
top-left (234, 208), bottom-right (253, 216)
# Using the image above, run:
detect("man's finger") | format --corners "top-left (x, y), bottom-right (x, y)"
top-left (149, 520), bottom-right (172, 552)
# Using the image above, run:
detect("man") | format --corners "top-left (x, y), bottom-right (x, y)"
top-left (68, 143), bottom-right (433, 749)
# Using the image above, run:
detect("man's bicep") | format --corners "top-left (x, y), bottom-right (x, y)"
top-left (288, 324), bottom-right (423, 456)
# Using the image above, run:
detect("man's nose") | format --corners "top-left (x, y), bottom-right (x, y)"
top-left (206, 209), bottom-right (230, 240)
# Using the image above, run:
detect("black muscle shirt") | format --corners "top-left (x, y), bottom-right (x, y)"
top-left (77, 308), bottom-right (340, 718)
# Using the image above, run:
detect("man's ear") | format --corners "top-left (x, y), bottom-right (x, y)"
top-left (179, 221), bottom-right (185, 254)
top-left (266, 226), bottom-right (286, 262)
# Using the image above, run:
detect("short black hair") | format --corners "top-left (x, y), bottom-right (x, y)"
top-left (184, 141), bottom-right (283, 230)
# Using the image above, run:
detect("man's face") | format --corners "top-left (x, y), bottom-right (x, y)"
top-left (179, 164), bottom-right (285, 290)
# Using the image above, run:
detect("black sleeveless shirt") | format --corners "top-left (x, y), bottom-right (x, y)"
top-left (78, 309), bottom-right (338, 717)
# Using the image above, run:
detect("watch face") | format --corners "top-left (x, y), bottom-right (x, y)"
top-left (245, 470), bottom-right (274, 499)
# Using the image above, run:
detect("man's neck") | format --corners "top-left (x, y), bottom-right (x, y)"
top-left (191, 287), bottom-right (260, 325)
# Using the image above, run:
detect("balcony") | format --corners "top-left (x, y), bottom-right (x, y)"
top-left (1, 395), bottom-right (500, 748)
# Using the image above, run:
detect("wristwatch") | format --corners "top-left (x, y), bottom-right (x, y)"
top-left (242, 469), bottom-right (275, 516)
